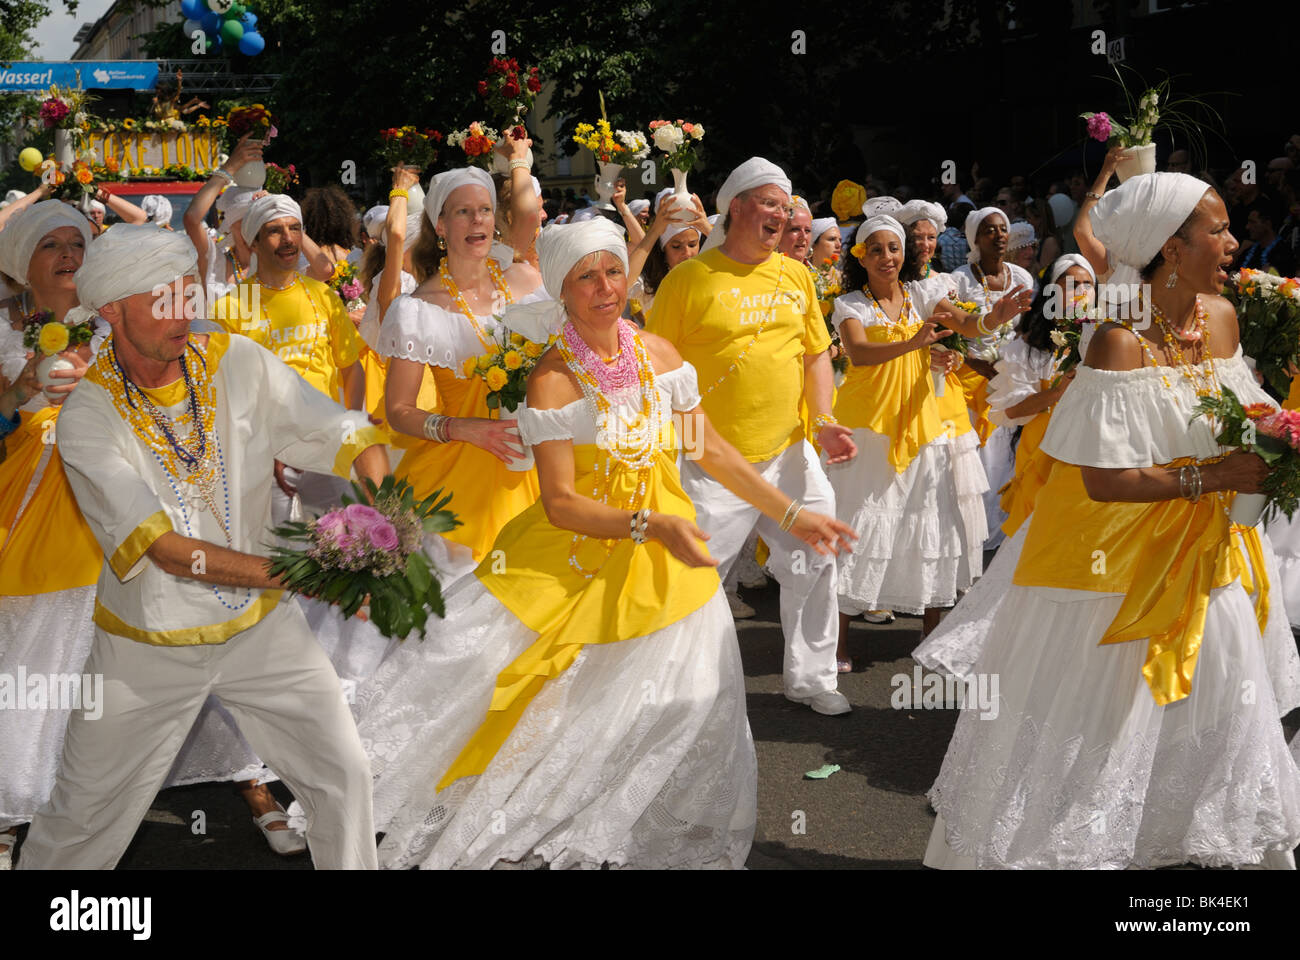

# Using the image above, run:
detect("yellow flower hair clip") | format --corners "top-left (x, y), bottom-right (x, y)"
top-left (850, 242), bottom-right (866, 259)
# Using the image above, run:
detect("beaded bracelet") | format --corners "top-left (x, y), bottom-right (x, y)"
top-left (509, 159), bottom-right (532, 171)
top-left (212, 169), bottom-right (235, 184)
top-left (630, 508), bottom-right (652, 544)
top-left (812, 414), bottom-right (838, 433)
top-left (389, 188), bottom-right (409, 201)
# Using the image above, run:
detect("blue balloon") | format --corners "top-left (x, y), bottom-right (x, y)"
top-left (200, 10), bottom-right (220, 30)
top-left (180, 0), bottom-right (205, 19)
top-left (239, 12), bottom-right (257, 28)
top-left (238, 30), bottom-right (265, 55)
top-left (212, 31), bottom-right (223, 47)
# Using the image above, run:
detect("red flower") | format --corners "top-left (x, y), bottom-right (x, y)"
top-left (478, 80), bottom-right (489, 96)
top-left (430, 129), bottom-right (444, 142)
top-left (503, 79), bottom-right (520, 98)
top-left (527, 76), bottom-right (541, 93)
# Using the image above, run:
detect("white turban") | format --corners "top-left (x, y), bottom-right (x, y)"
top-left (0, 200), bottom-right (92, 286)
top-left (74, 224), bottom-right (198, 311)
top-left (140, 194), bottom-right (173, 226)
top-left (1046, 253), bottom-right (1097, 286)
top-left (702, 156), bottom-right (792, 252)
top-left (215, 185), bottom-right (258, 227)
top-left (424, 167), bottom-right (496, 226)
top-left (501, 218), bottom-right (626, 343)
top-left (895, 199), bottom-right (946, 233)
top-left (88, 200), bottom-right (106, 216)
top-left (810, 217), bottom-right (838, 244)
top-left (629, 199), bottom-right (650, 216)
top-left (790, 195), bottom-right (810, 216)
top-left (658, 222), bottom-right (701, 249)
top-left (1007, 220), bottom-right (1037, 252)
top-left (862, 196), bottom-right (902, 218)
top-left (854, 215), bottom-right (906, 248)
top-left (1092, 171), bottom-right (1208, 299)
top-left (1047, 193), bottom-right (1076, 230)
top-left (4, 190), bottom-right (23, 204)
top-left (241, 194), bottom-right (302, 245)
top-left (654, 187), bottom-right (674, 212)
top-left (362, 204), bottom-right (388, 241)
top-left (964, 206), bottom-right (1008, 263)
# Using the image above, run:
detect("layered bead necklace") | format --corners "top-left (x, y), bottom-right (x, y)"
top-left (972, 260), bottom-right (1010, 305)
top-left (1126, 295), bottom-right (1220, 397)
top-left (97, 337), bottom-right (251, 612)
top-left (556, 318), bottom-right (665, 579)
top-left (864, 280), bottom-right (914, 338)
top-left (438, 259), bottom-right (514, 349)
top-left (701, 254), bottom-right (787, 397)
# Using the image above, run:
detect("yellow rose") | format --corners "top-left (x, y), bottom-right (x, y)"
top-left (462, 356), bottom-right (478, 378)
top-left (509, 332), bottom-right (525, 346)
top-left (485, 366), bottom-right (508, 391)
top-left (502, 349), bottom-right (524, 371)
top-left (477, 352), bottom-right (495, 370)
top-left (523, 340), bottom-right (545, 358)
top-left (831, 179), bottom-right (867, 221)
top-left (38, 321), bottom-right (69, 356)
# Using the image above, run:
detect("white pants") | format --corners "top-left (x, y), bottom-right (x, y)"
top-left (680, 440), bottom-right (839, 699)
top-left (19, 600), bottom-right (377, 870)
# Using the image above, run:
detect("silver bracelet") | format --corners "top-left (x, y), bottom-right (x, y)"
top-left (1179, 464), bottom-right (1202, 503)
top-left (423, 413), bottom-right (450, 443)
top-left (212, 168), bottom-right (235, 184)
top-left (779, 500), bottom-right (804, 533)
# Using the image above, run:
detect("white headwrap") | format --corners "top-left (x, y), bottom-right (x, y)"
top-left (810, 217), bottom-right (839, 244)
top-left (1047, 193), bottom-right (1076, 231)
top-left (362, 204), bottom-right (388, 241)
top-left (1046, 253), bottom-right (1097, 286)
top-left (629, 199), bottom-right (650, 216)
top-left (1092, 172), bottom-right (1208, 299)
top-left (215, 185), bottom-right (258, 230)
top-left (654, 187), bottom-right (674, 212)
top-left (658, 222), bottom-right (701, 249)
top-left (140, 194), bottom-right (173, 226)
top-left (88, 200), bottom-right (106, 216)
top-left (1007, 220), bottom-right (1037, 252)
top-left (853, 215), bottom-right (906, 248)
top-left (862, 196), bottom-right (902, 218)
top-left (964, 206), bottom-right (1008, 263)
top-left (570, 207), bottom-right (601, 223)
top-left (895, 199), bottom-right (946, 233)
top-left (74, 224), bottom-right (198, 311)
top-left (4, 189), bottom-right (23, 204)
top-left (241, 194), bottom-right (302, 245)
top-left (501, 218), bottom-right (627, 343)
top-left (0, 200), bottom-right (93, 286)
top-left (790, 195), bottom-right (811, 216)
top-left (424, 167), bottom-right (496, 226)
top-left (702, 156), bottom-right (792, 252)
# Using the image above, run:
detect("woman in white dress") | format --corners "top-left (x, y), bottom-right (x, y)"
top-left (925, 173), bottom-right (1300, 869)
top-left (354, 218), bottom-right (853, 869)
top-left (826, 215), bottom-right (1022, 664)
top-left (949, 206), bottom-right (1036, 550)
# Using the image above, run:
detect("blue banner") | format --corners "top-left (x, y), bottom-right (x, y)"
top-left (0, 61), bottom-right (161, 93)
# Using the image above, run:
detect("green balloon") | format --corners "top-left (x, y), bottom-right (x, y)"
top-left (220, 18), bottom-right (244, 43)
top-left (228, 2), bottom-right (245, 15)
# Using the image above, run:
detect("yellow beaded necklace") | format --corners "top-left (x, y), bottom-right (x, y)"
top-left (438, 259), bottom-right (514, 349)
top-left (701, 253), bottom-right (787, 398)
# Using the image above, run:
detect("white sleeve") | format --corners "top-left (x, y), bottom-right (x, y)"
top-left (518, 403), bottom-right (578, 444)
top-left (663, 361), bottom-right (702, 412)
top-left (831, 291), bottom-right (875, 330)
top-left (987, 340), bottom-right (1051, 428)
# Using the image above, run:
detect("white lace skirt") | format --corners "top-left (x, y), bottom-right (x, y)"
top-left (825, 429), bottom-right (967, 615)
top-left (978, 427), bottom-right (1015, 552)
top-left (354, 577), bottom-right (757, 869)
top-left (1265, 509), bottom-right (1300, 628)
top-left (926, 576), bottom-right (1300, 868)
top-left (951, 429), bottom-right (990, 584)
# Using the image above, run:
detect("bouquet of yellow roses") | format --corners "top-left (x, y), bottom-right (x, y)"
top-left (464, 326), bottom-right (554, 413)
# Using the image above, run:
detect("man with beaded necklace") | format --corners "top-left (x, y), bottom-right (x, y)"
top-left (18, 226), bottom-right (387, 869)
top-left (647, 157), bottom-right (858, 716)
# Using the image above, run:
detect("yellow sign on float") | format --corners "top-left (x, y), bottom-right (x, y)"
top-left (86, 131), bottom-right (218, 172)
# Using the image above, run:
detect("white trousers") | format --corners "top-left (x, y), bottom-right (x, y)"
top-left (680, 440), bottom-right (839, 699)
top-left (19, 600), bottom-right (377, 870)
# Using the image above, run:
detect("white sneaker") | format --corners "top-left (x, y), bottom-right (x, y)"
top-left (738, 571), bottom-right (769, 590)
top-left (862, 610), bottom-right (895, 624)
top-left (786, 690), bottom-right (851, 715)
top-left (254, 808), bottom-right (308, 856)
top-left (726, 591), bottom-right (755, 619)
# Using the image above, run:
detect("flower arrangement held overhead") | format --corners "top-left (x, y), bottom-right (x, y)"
top-left (447, 121), bottom-right (500, 169)
top-left (376, 125), bottom-right (441, 173)
top-left (478, 57), bottom-right (542, 140)
top-left (266, 477), bottom-right (461, 640)
top-left (264, 161), bottom-right (299, 194)
top-left (649, 117), bottom-right (705, 220)
top-left (1224, 268), bottom-right (1300, 400)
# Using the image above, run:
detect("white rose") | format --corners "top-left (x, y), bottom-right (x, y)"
top-left (1050, 329), bottom-right (1069, 347)
top-left (653, 124), bottom-right (683, 153)
top-left (690, 123), bottom-right (705, 140)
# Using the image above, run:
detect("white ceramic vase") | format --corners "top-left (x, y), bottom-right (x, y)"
top-left (593, 160), bottom-right (624, 211)
top-left (36, 353), bottom-right (75, 399)
top-left (668, 167), bottom-right (694, 222)
top-left (234, 158), bottom-right (267, 189)
top-left (1115, 143), bottom-right (1157, 183)
top-left (53, 129), bottom-right (75, 167)
top-left (1229, 492), bottom-right (1267, 528)
top-left (498, 401), bottom-right (535, 472)
top-left (932, 370), bottom-right (946, 397)
top-left (491, 146), bottom-right (534, 177)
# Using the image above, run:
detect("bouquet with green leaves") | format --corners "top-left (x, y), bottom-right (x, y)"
top-left (267, 476), bottom-right (460, 640)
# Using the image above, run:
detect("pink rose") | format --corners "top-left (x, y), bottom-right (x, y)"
top-left (367, 520), bottom-right (399, 551)
top-left (342, 503), bottom-right (385, 530)
top-left (340, 280), bottom-right (364, 300)
top-left (1086, 112), bottom-right (1112, 142)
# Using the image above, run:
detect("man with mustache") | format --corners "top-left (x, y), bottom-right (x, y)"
top-left (647, 157), bottom-right (858, 717)
top-left (210, 194), bottom-right (369, 524)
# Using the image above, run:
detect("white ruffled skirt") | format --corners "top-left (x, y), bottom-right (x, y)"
top-left (825, 429), bottom-right (979, 615)
top-left (978, 427), bottom-right (1015, 552)
top-left (354, 577), bottom-right (756, 869)
top-left (925, 569), bottom-right (1300, 869)
top-left (1265, 509), bottom-right (1300, 628)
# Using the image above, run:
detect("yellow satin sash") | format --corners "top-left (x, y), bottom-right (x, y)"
top-left (997, 378), bottom-right (1054, 537)
top-left (393, 365), bottom-right (539, 561)
top-left (1284, 373), bottom-right (1300, 412)
top-left (833, 321), bottom-right (944, 473)
top-left (1015, 457), bottom-right (1268, 705)
top-left (437, 429), bottom-right (720, 790)
top-left (0, 406), bottom-right (103, 595)
top-left (954, 362), bottom-right (996, 445)
top-left (936, 368), bottom-right (975, 440)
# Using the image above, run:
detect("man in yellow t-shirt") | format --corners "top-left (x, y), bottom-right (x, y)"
top-left (211, 194), bottom-right (368, 522)
top-left (647, 157), bottom-right (858, 717)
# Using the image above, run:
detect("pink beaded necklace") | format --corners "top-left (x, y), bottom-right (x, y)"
top-left (560, 318), bottom-right (640, 392)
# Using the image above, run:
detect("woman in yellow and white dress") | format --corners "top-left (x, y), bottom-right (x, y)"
top-left (379, 167), bottom-right (547, 577)
top-left (925, 173), bottom-right (1300, 869)
top-left (825, 215), bottom-right (1023, 658)
top-left (354, 219), bottom-right (852, 869)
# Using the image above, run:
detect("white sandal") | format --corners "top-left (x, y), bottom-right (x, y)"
top-left (0, 830), bottom-right (17, 870)
top-left (253, 807), bottom-right (307, 856)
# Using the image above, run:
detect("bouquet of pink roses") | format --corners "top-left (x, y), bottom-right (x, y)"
top-left (1194, 388), bottom-right (1300, 523)
top-left (266, 476), bottom-right (460, 639)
